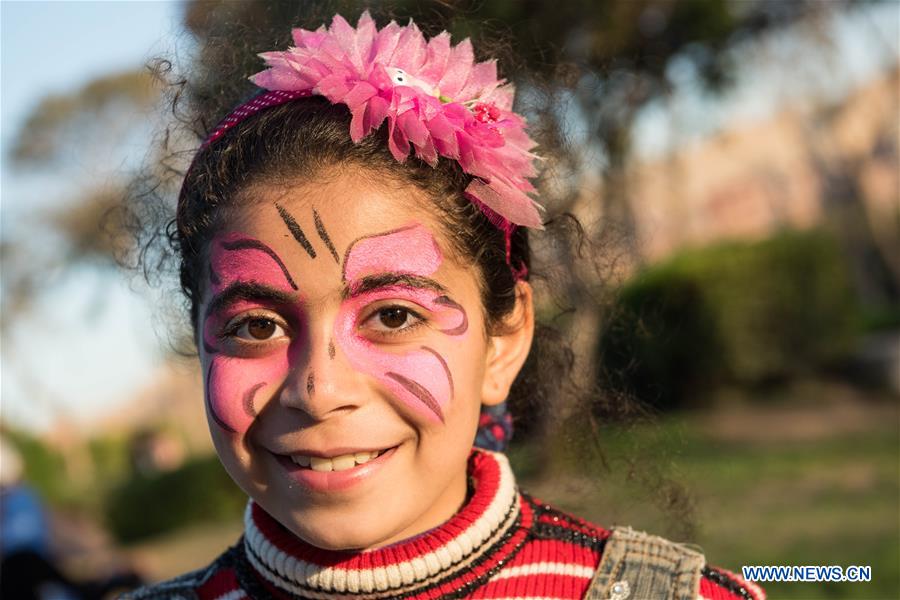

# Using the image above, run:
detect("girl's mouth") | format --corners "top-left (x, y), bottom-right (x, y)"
top-left (273, 446), bottom-right (399, 492)
top-left (288, 448), bottom-right (391, 473)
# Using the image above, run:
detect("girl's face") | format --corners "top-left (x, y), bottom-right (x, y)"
top-left (197, 172), bottom-right (532, 550)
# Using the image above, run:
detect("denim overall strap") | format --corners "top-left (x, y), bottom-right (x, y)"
top-left (586, 526), bottom-right (705, 600)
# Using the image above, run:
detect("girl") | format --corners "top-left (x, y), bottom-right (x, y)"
top-left (125, 12), bottom-right (763, 600)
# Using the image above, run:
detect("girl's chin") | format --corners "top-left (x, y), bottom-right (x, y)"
top-left (284, 514), bottom-right (413, 551)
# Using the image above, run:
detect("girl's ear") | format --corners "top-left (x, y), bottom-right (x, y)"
top-left (481, 281), bottom-right (535, 406)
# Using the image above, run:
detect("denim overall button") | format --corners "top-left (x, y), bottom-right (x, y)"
top-left (609, 580), bottom-right (630, 600)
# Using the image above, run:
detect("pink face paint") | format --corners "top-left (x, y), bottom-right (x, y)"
top-left (333, 224), bottom-right (468, 423)
top-left (202, 233), bottom-right (299, 433)
top-left (203, 232), bottom-right (299, 353)
top-left (334, 286), bottom-right (466, 422)
top-left (433, 295), bottom-right (468, 335)
top-left (342, 224), bottom-right (442, 282)
top-left (205, 352), bottom-right (289, 433)
top-left (209, 232), bottom-right (298, 293)
top-left (201, 298), bottom-right (294, 432)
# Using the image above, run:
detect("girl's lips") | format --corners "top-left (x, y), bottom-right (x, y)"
top-left (273, 445), bottom-right (398, 492)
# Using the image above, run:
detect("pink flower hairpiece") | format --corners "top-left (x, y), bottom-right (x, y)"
top-left (203, 11), bottom-right (543, 232)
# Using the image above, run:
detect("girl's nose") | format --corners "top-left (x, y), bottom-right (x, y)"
top-left (278, 331), bottom-right (365, 420)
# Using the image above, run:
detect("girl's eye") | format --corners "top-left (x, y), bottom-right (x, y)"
top-left (229, 316), bottom-right (287, 342)
top-left (379, 307), bottom-right (411, 329)
top-left (245, 318), bottom-right (279, 340)
top-left (363, 305), bottom-right (425, 335)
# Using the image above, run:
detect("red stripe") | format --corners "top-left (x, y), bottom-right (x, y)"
top-left (196, 567), bottom-right (239, 600)
top-left (473, 573), bottom-right (593, 599)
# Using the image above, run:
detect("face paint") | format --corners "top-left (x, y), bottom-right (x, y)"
top-left (201, 302), bottom-right (294, 433)
top-left (201, 297), bottom-right (294, 433)
top-left (276, 203), bottom-right (317, 259)
top-left (342, 224), bottom-right (442, 282)
top-left (199, 176), bottom-right (503, 553)
top-left (313, 208), bottom-right (341, 264)
top-left (205, 353), bottom-right (288, 433)
top-left (334, 286), bottom-right (468, 422)
top-left (209, 233), bottom-right (298, 292)
top-left (202, 233), bottom-right (299, 433)
top-left (333, 224), bottom-right (468, 423)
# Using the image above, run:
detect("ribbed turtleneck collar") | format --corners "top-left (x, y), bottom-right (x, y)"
top-left (243, 449), bottom-right (521, 599)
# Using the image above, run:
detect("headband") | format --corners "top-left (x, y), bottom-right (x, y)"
top-left (188, 12), bottom-right (544, 272)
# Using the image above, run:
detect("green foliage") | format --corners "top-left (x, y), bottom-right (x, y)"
top-left (2, 427), bottom-right (70, 504)
top-left (106, 454), bottom-right (247, 544)
top-left (87, 434), bottom-right (130, 488)
top-left (600, 230), bottom-right (860, 409)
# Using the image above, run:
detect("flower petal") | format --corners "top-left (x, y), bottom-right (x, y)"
top-left (420, 31), bottom-right (451, 86)
top-left (438, 38), bottom-right (474, 98)
top-left (228, 13), bottom-right (545, 229)
top-left (388, 116), bottom-right (411, 161)
top-left (466, 179), bottom-right (543, 229)
top-left (363, 95), bottom-right (390, 136)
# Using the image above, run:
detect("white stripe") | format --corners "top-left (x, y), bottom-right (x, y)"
top-left (489, 562), bottom-right (595, 581)
top-left (212, 591), bottom-right (248, 600)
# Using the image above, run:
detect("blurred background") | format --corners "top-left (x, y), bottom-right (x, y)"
top-left (1, 1), bottom-right (897, 598)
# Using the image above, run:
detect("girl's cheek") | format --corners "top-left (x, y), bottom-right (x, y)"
top-left (333, 293), bottom-right (467, 424)
top-left (378, 349), bottom-right (453, 424)
top-left (204, 352), bottom-right (289, 434)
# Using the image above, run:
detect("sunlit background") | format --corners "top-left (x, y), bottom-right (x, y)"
top-left (1, 1), bottom-right (898, 598)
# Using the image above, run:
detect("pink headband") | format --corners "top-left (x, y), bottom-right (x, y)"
top-left (189, 12), bottom-right (544, 276)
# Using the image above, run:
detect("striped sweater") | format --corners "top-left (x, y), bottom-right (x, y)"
top-left (127, 450), bottom-right (763, 600)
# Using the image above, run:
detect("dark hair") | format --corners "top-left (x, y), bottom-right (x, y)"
top-left (177, 96), bottom-right (526, 337)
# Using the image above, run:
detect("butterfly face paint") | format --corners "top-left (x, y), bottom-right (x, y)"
top-left (334, 224), bottom-right (468, 423)
top-left (202, 233), bottom-right (298, 433)
top-left (195, 175), bottom-right (511, 554)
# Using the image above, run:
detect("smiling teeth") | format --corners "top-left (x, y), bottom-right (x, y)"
top-left (291, 450), bottom-right (381, 472)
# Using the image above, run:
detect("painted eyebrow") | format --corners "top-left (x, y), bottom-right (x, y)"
top-left (344, 273), bottom-right (448, 300)
top-left (204, 282), bottom-right (297, 319)
top-left (220, 238), bottom-right (298, 290)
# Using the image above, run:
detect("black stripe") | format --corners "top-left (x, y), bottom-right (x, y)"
top-left (243, 382), bottom-right (264, 418)
top-left (702, 565), bottom-right (758, 600)
top-left (276, 203), bottom-right (316, 259)
top-left (409, 508), bottom-right (528, 600)
top-left (205, 361), bottom-right (236, 433)
top-left (313, 208), bottom-right (340, 264)
top-left (385, 372), bottom-right (444, 422)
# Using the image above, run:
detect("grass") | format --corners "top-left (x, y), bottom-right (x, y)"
top-left (510, 393), bottom-right (899, 600)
